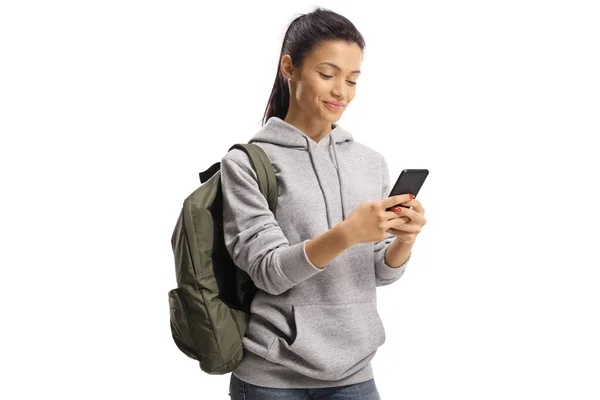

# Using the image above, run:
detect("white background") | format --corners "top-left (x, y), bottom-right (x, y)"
top-left (1, 1), bottom-right (599, 399)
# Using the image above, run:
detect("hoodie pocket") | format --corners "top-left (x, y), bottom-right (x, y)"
top-left (264, 300), bottom-right (386, 381)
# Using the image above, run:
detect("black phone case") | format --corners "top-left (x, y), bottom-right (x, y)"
top-left (386, 168), bottom-right (429, 211)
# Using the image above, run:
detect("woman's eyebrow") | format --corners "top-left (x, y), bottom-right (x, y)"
top-left (317, 62), bottom-right (361, 74)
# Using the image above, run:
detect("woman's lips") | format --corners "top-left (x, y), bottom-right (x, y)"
top-left (324, 101), bottom-right (344, 110)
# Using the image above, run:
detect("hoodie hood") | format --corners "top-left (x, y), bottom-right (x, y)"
top-left (250, 116), bottom-right (354, 148)
top-left (249, 116), bottom-right (354, 228)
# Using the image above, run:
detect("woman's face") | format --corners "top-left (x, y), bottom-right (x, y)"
top-left (282, 40), bottom-right (362, 124)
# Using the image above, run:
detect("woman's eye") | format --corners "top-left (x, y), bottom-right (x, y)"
top-left (319, 73), bottom-right (357, 85)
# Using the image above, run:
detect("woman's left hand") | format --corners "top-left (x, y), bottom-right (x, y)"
top-left (387, 198), bottom-right (427, 243)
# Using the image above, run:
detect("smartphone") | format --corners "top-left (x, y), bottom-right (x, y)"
top-left (386, 169), bottom-right (429, 211)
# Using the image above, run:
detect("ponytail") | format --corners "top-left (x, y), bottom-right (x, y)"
top-left (261, 57), bottom-right (291, 126)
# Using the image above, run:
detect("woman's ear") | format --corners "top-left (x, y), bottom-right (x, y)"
top-left (280, 54), bottom-right (296, 81)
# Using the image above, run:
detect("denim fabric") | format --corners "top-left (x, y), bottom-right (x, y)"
top-left (228, 373), bottom-right (381, 400)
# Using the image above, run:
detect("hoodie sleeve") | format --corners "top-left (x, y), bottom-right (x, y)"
top-left (374, 154), bottom-right (411, 287)
top-left (220, 149), bottom-right (326, 296)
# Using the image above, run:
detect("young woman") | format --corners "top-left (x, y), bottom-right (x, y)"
top-left (222, 7), bottom-right (427, 400)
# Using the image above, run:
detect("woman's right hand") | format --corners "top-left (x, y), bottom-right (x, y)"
top-left (343, 194), bottom-right (413, 245)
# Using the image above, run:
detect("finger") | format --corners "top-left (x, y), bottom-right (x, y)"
top-left (384, 210), bottom-right (408, 220)
top-left (386, 214), bottom-right (410, 225)
top-left (384, 215), bottom-right (409, 230)
top-left (389, 221), bottom-right (421, 233)
top-left (390, 206), bottom-right (417, 221)
top-left (382, 194), bottom-right (413, 209)
top-left (391, 205), bottom-right (427, 226)
top-left (401, 199), bottom-right (425, 215)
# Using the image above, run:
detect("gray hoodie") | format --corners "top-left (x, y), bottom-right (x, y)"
top-left (220, 116), bottom-right (411, 389)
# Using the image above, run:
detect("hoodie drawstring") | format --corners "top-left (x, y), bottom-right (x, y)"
top-left (304, 135), bottom-right (347, 230)
top-left (330, 139), bottom-right (347, 221)
top-left (305, 137), bottom-right (334, 229)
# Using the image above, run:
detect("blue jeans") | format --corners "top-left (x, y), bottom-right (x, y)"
top-left (228, 373), bottom-right (381, 400)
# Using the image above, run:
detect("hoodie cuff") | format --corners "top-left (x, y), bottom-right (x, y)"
top-left (375, 246), bottom-right (411, 281)
top-left (278, 240), bottom-right (325, 284)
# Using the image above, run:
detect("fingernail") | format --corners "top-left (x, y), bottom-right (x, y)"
top-left (392, 207), bottom-right (401, 212)
top-left (409, 194), bottom-right (415, 199)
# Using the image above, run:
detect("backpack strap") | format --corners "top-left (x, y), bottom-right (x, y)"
top-left (199, 162), bottom-right (220, 184)
top-left (227, 143), bottom-right (278, 214)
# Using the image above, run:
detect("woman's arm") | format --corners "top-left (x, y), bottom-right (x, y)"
top-left (221, 151), bottom-right (328, 296)
top-left (304, 220), bottom-right (355, 269)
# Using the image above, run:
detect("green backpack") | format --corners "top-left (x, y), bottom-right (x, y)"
top-left (168, 143), bottom-right (277, 374)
